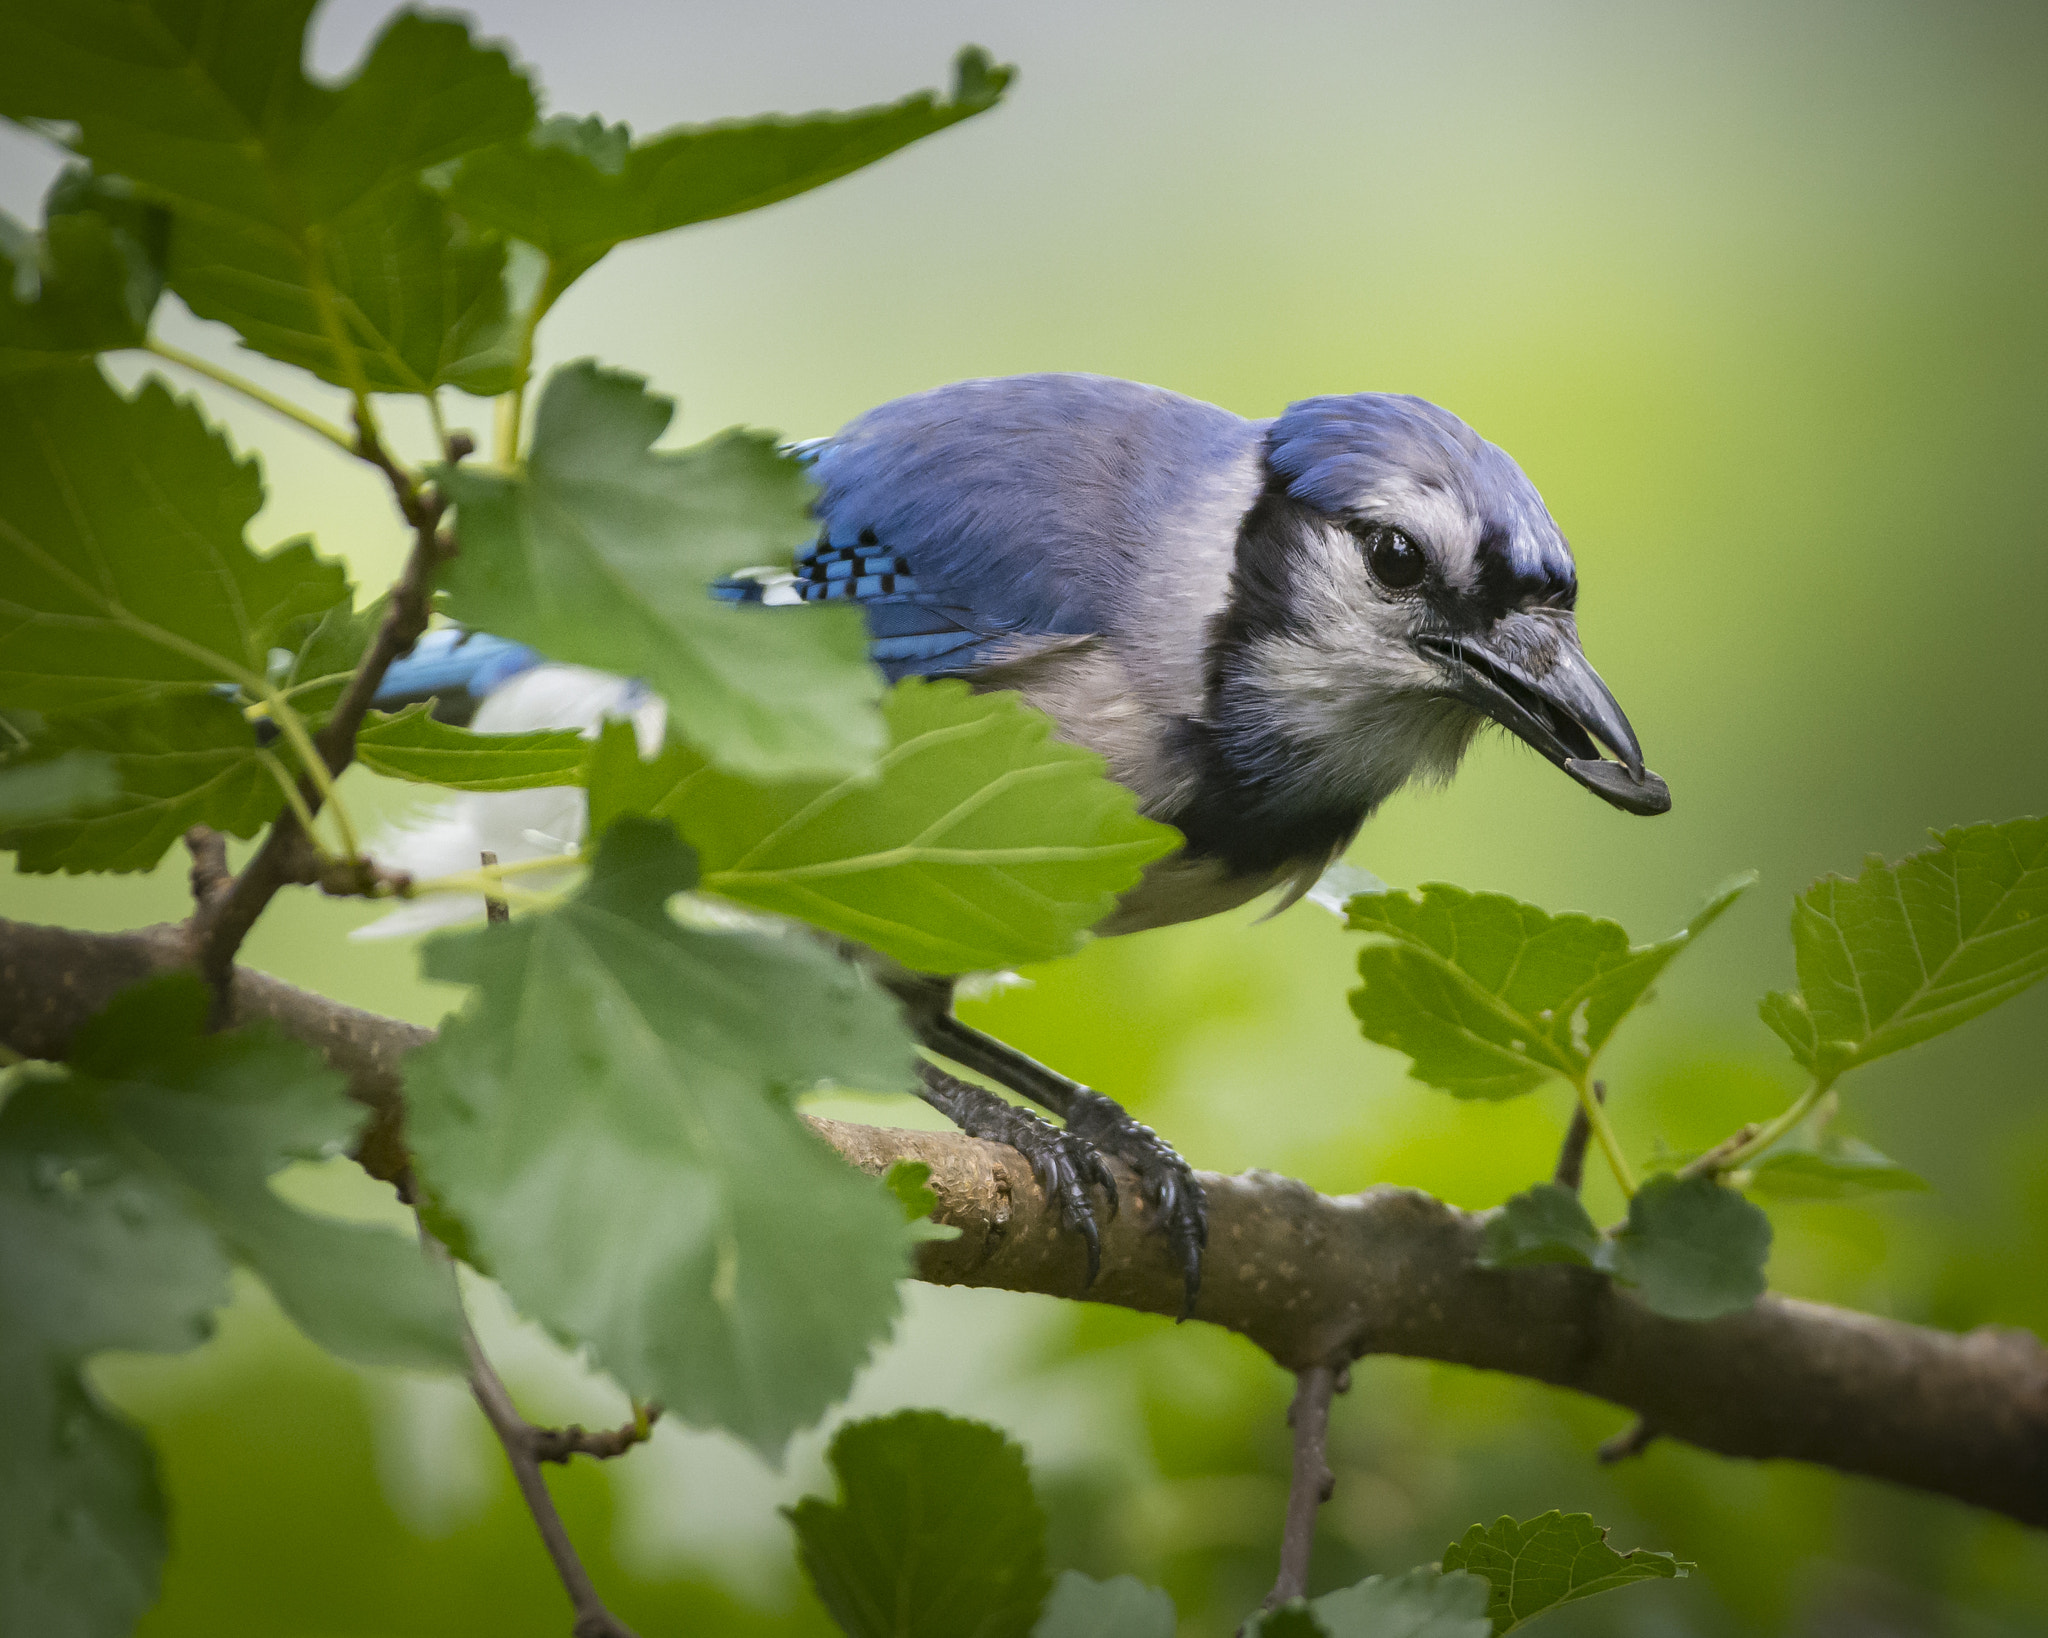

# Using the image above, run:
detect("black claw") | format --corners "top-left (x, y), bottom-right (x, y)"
top-left (1063, 1090), bottom-right (1208, 1318)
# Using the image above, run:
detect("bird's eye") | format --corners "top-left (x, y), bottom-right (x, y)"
top-left (1362, 526), bottom-right (1426, 591)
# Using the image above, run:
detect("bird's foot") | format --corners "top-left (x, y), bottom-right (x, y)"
top-left (915, 1067), bottom-right (1118, 1283)
top-left (1062, 1089), bottom-right (1208, 1317)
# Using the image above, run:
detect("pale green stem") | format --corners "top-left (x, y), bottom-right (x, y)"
top-left (253, 686), bottom-right (361, 861)
top-left (1711, 1075), bottom-right (1838, 1176)
top-left (1574, 1075), bottom-right (1638, 1198)
top-left (494, 260), bottom-right (563, 466)
top-left (409, 853), bottom-right (584, 896)
top-left (257, 750), bottom-right (335, 860)
top-left (143, 338), bottom-right (356, 455)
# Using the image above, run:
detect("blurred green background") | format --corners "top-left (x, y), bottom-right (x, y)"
top-left (3, 0), bottom-right (2045, 1631)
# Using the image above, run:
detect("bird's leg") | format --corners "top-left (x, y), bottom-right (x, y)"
top-left (913, 1005), bottom-right (1209, 1315)
top-left (914, 1063), bottom-right (1118, 1284)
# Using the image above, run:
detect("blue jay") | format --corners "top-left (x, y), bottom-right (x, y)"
top-left (372, 373), bottom-right (1667, 1309)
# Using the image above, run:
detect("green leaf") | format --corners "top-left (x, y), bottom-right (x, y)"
top-left (0, 747), bottom-right (118, 827)
top-left (1608, 1173), bottom-right (1771, 1320)
top-left (1348, 877), bottom-right (1750, 1100)
top-left (403, 817), bottom-right (918, 1455)
top-left (1741, 1128), bottom-right (1928, 1200)
top-left (440, 361), bottom-right (885, 778)
top-left (355, 703), bottom-right (588, 791)
top-left (882, 1159), bottom-right (964, 1244)
top-left (0, 694), bottom-right (282, 874)
top-left (447, 47), bottom-right (1013, 294)
top-left (0, 366), bottom-right (349, 712)
top-left (788, 1410), bottom-right (1050, 1638)
top-left (1477, 1184), bottom-right (1607, 1271)
top-left (1248, 1606), bottom-right (1327, 1638)
top-left (1762, 818), bottom-right (2048, 1077)
top-left (587, 679), bottom-right (1180, 973)
top-left (0, 5), bottom-right (535, 396)
top-left (1309, 1568), bottom-right (1493, 1638)
top-left (0, 167), bottom-right (168, 376)
top-left (1439, 1512), bottom-right (1690, 1634)
top-left (66, 977), bottom-right (464, 1371)
top-left (1031, 1571), bottom-right (1175, 1638)
top-left (271, 586), bottom-right (384, 721)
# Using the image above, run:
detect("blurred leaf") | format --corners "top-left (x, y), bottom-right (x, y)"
top-left (882, 1158), bottom-right (963, 1244)
top-left (587, 679), bottom-right (1180, 972)
top-left (0, 694), bottom-right (281, 874)
top-left (789, 1410), bottom-right (1050, 1638)
top-left (1248, 1569), bottom-right (1491, 1638)
top-left (441, 362), bottom-right (885, 778)
top-left (67, 976), bottom-right (464, 1371)
top-left (0, 747), bottom-right (118, 826)
top-left (1762, 818), bottom-right (2048, 1078)
top-left (447, 47), bottom-right (1013, 294)
top-left (1742, 1128), bottom-right (1928, 1200)
top-left (1439, 1511), bottom-right (1690, 1633)
top-left (0, 168), bottom-right (167, 376)
top-left (0, 5), bottom-right (534, 395)
top-left (1031, 1571), bottom-right (1175, 1638)
top-left (0, 366), bottom-right (349, 712)
top-left (404, 818), bottom-right (917, 1455)
top-left (1349, 877), bottom-right (1749, 1100)
top-left (1608, 1174), bottom-right (1771, 1320)
top-left (355, 704), bottom-right (588, 791)
top-left (272, 586), bottom-right (383, 720)
top-left (1477, 1184), bottom-right (1607, 1271)
top-left (0, 1063), bottom-right (228, 1638)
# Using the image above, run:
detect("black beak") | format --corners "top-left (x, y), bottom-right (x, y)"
top-left (1418, 613), bottom-right (1671, 816)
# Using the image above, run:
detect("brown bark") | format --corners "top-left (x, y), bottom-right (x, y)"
top-left (5, 915), bottom-right (2045, 1530)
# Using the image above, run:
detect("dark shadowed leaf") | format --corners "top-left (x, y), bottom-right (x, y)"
top-left (1349, 878), bottom-right (1749, 1099)
top-left (404, 818), bottom-right (917, 1455)
top-left (789, 1411), bottom-right (1050, 1638)
top-left (1761, 818), bottom-right (2048, 1078)
top-left (447, 48), bottom-right (1012, 296)
top-left (1741, 1128), bottom-right (1928, 1200)
top-left (1440, 1512), bottom-right (1690, 1633)
top-left (0, 5), bottom-right (534, 395)
top-left (440, 362), bottom-right (884, 778)
top-left (1477, 1184), bottom-right (1608, 1271)
top-left (1608, 1173), bottom-right (1771, 1320)
top-left (1248, 1606), bottom-right (1327, 1638)
top-left (0, 695), bottom-right (280, 874)
top-left (585, 679), bottom-right (1179, 972)
top-left (1031, 1571), bottom-right (1175, 1638)
top-left (355, 704), bottom-right (588, 791)
top-left (0, 168), bottom-right (167, 376)
top-left (66, 977), bottom-right (463, 1370)
top-left (0, 367), bottom-right (348, 712)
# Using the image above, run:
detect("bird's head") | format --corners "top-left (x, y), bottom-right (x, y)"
top-left (1208, 393), bottom-right (1668, 821)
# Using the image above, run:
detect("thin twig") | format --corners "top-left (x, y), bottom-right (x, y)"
top-left (1263, 1363), bottom-right (1344, 1609)
top-left (1553, 1079), bottom-right (1605, 1193)
top-left (482, 851), bottom-right (510, 925)
top-left (1598, 1416), bottom-right (1659, 1464)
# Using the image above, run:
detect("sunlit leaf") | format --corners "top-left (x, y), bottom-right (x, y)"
top-left (355, 704), bottom-right (588, 791)
top-left (447, 48), bottom-right (1013, 294)
top-left (1348, 878), bottom-right (1749, 1099)
top-left (0, 366), bottom-right (349, 712)
top-left (440, 361), bottom-right (885, 778)
top-left (403, 818), bottom-right (917, 1455)
top-left (0, 167), bottom-right (167, 376)
top-left (0, 695), bottom-right (281, 874)
top-left (1477, 1184), bottom-right (1607, 1271)
top-left (1439, 1512), bottom-right (1690, 1634)
top-left (789, 1410), bottom-right (1050, 1638)
top-left (0, 5), bottom-right (534, 395)
top-left (882, 1158), bottom-right (963, 1244)
top-left (1607, 1173), bottom-right (1771, 1321)
top-left (586, 678), bottom-right (1180, 973)
top-left (1762, 818), bottom-right (2048, 1078)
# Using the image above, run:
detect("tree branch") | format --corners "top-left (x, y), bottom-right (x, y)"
top-left (5, 914), bottom-right (2046, 1531)
top-left (1265, 1364), bottom-right (1341, 1608)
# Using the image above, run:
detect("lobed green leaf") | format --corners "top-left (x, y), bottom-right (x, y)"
top-left (1031, 1572), bottom-right (1176, 1638)
top-left (587, 678), bottom-right (1181, 973)
top-left (1248, 1569), bottom-right (1492, 1637)
top-left (789, 1410), bottom-right (1050, 1638)
top-left (0, 366), bottom-right (349, 713)
top-left (1439, 1511), bottom-right (1690, 1634)
top-left (440, 361), bottom-right (885, 778)
top-left (0, 167), bottom-right (167, 377)
top-left (1607, 1174), bottom-right (1771, 1321)
top-left (1740, 1127), bottom-right (1928, 1200)
top-left (403, 818), bottom-right (918, 1456)
top-left (1762, 818), bottom-right (2048, 1077)
top-left (447, 47), bottom-right (1014, 296)
top-left (355, 703), bottom-right (588, 791)
top-left (1477, 1184), bottom-right (1607, 1272)
top-left (1348, 877), bottom-right (1750, 1100)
